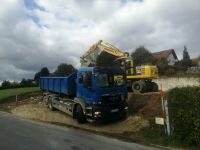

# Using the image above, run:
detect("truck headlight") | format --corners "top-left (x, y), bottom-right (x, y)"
top-left (94, 111), bottom-right (101, 115)
top-left (94, 111), bottom-right (101, 118)
top-left (124, 106), bottom-right (128, 111)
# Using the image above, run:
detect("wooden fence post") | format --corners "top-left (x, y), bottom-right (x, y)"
top-left (16, 95), bottom-right (18, 106)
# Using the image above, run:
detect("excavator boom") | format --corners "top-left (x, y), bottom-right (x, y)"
top-left (80, 40), bottom-right (125, 66)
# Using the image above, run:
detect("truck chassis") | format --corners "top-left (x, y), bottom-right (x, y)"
top-left (43, 92), bottom-right (128, 123)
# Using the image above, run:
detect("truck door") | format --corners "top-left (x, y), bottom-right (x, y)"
top-left (77, 72), bottom-right (93, 103)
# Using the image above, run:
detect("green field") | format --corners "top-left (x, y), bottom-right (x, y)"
top-left (0, 87), bottom-right (40, 101)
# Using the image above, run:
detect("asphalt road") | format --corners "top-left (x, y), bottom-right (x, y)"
top-left (0, 111), bottom-right (160, 150)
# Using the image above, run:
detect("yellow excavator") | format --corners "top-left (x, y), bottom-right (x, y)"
top-left (80, 40), bottom-right (159, 93)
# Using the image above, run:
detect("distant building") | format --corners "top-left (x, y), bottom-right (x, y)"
top-left (191, 56), bottom-right (200, 66)
top-left (152, 49), bottom-right (178, 66)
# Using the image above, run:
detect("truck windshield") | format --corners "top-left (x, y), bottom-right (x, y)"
top-left (96, 73), bottom-right (124, 87)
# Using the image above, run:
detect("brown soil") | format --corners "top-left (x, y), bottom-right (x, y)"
top-left (128, 92), bottom-right (163, 120)
top-left (11, 102), bottom-right (149, 134)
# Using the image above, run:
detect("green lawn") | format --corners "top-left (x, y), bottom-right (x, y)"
top-left (0, 87), bottom-right (40, 101)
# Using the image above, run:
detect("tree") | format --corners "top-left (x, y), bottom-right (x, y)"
top-left (1, 80), bottom-right (11, 88)
top-left (180, 46), bottom-right (192, 71)
top-left (34, 67), bottom-right (50, 83)
top-left (20, 78), bottom-right (32, 87)
top-left (54, 63), bottom-right (75, 76)
top-left (40, 67), bottom-right (50, 77)
top-left (96, 52), bottom-right (118, 66)
top-left (34, 72), bottom-right (40, 83)
top-left (156, 59), bottom-right (169, 75)
top-left (131, 46), bottom-right (154, 65)
top-left (11, 81), bottom-right (20, 88)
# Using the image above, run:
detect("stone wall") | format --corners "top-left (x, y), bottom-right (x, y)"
top-left (153, 77), bottom-right (200, 91)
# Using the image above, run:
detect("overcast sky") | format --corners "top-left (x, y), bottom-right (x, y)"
top-left (0, 0), bottom-right (200, 81)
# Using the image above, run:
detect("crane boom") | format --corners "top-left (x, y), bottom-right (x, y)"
top-left (80, 40), bottom-right (126, 66)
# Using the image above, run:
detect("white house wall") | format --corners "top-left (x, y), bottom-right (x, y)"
top-left (167, 53), bottom-right (178, 66)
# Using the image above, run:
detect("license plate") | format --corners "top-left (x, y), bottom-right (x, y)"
top-left (111, 108), bottom-right (119, 113)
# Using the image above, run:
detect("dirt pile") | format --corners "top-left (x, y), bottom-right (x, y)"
top-left (128, 92), bottom-right (162, 122)
top-left (11, 99), bottom-right (149, 134)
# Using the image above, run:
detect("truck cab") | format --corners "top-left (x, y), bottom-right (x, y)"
top-left (76, 67), bottom-right (128, 121)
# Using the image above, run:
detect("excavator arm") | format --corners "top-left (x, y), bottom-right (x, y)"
top-left (80, 40), bottom-right (126, 66)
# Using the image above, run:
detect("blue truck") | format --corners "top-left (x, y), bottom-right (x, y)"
top-left (40, 67), bottom-right (128, 123)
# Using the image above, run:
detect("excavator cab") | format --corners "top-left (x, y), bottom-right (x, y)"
top-left (125, 59), bottom-right (134, 75)
top-left (115, 56), bottom-right (134, 76)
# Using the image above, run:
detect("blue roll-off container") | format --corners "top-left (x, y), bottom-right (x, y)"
top-left (39, 72), bottom-right (77, 96)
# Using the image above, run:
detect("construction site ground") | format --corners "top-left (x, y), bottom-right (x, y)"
top-left (0, 92), bottom-right (168, 148)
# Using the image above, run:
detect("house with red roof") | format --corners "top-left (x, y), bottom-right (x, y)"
top-left (191, 56), bottom-right (200, 66)
top-left (152, 49), bottom-right (179, 66)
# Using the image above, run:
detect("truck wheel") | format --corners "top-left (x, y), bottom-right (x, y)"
top-left (151, 82), bottom-right (158, 92)
top-left (132, 81), bottom-right (146, 93)
top-left (48, 97), bottom-right (54, 111)
top-left (76, 105), bottom-right (85, 124)
top-left (144, 81), bottom-right (151, 92)
top-left (43, 95), bottom-right (48, 106)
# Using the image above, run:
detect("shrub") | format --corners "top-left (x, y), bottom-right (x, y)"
top-left (167, 87), bottom-right (200, 147)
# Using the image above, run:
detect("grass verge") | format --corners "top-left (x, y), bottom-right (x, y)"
top-left (0, 87), bottom-right (40, 101)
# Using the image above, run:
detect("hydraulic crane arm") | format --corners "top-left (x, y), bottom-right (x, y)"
top-left (80, 40), bottom-right (126, 66)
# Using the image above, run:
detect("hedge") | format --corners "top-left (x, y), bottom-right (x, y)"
top-left (167, 87), bottom-right (200, 147)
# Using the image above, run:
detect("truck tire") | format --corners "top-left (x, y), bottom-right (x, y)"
top-left (151, 82), bottom-right (158, 92)
top-left (48, 97), bottom-right (55, 111)
top-left (43, 95), bottom-right (48, 106)
top-left (144, 81), bottom-right (152, 92)
top-left (132, 80), bottom-right (146, 93)
top-left (76, 105), bottom-right (85, 124)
